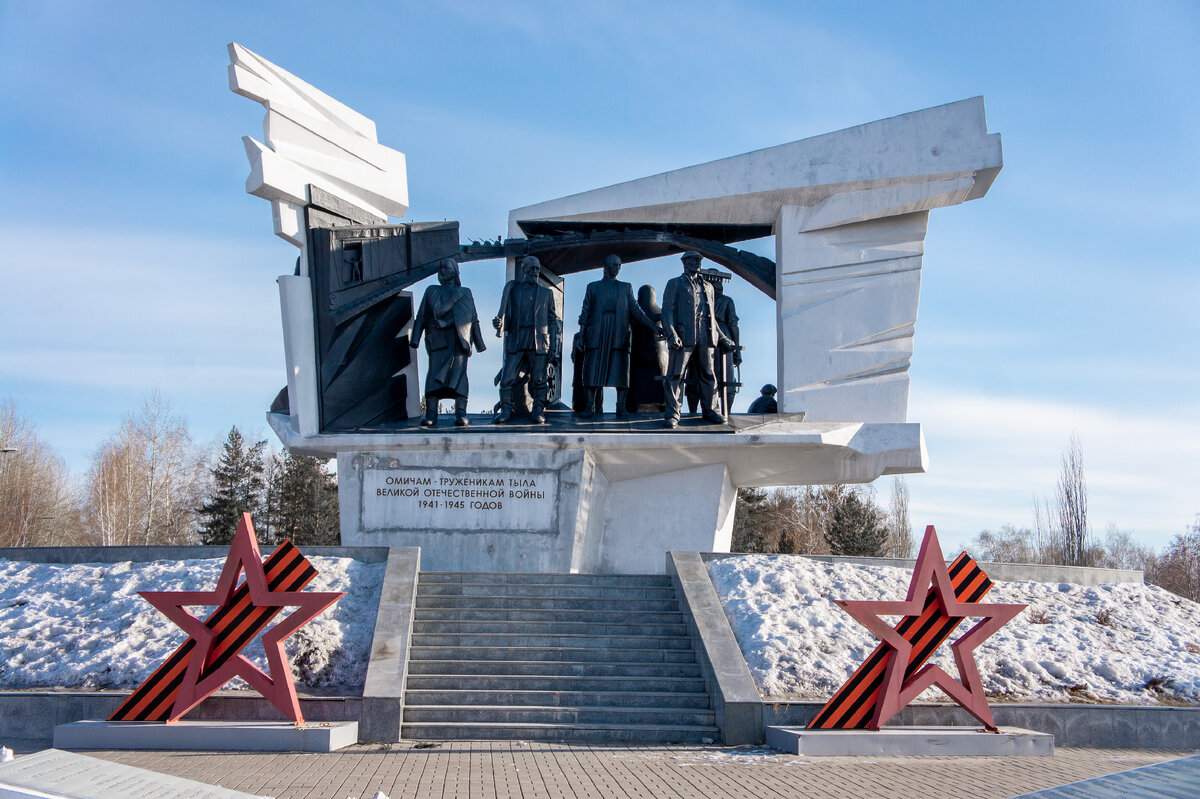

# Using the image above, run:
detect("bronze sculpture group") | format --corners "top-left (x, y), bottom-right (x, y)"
top-left (409, 251), bottom-right (749, 428)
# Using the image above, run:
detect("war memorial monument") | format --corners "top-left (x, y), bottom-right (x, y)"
top-left (12, 44), bottom-right (1195, 778)
top-left (227, 44), bottom-right (1003, 575)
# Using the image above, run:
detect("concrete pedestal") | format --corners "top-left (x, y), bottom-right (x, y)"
top-left (53, 719), bottom-right (359, 752)
top-left (765, 725), bottom-right (1054, 757)
top-left (272, 411), bottom-right (927, 574)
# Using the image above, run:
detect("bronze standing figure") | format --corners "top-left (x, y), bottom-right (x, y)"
top-left (712, 275), bottom-right (741, 413)
top-left (409, 257), bottom-right (486, 427)
top-left (576, 255), bottom-right (659, 419)
top-left (627, 284), bottom-right (668, 413)
top-left (660, 252), bottom-right (732, 429)
top-left (492, 255), bottom-right (558, 424)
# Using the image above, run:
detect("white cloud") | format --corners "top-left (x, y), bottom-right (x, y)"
top-left (907, 383), bottom-right (1200, 552)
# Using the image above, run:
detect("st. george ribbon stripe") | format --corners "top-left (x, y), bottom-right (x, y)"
top-left (199, 559), bottom-right (317, 679)
top-left (808, 553), bottom-right (993, 729)
top-left (109, 541), bottom-right (315, 722)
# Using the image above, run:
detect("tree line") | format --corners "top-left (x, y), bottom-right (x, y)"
top-left (732, 480), bottom-right (915, 559)
top-left (732, 434), bottom-right (1200, 603)
top-left (0, 396), bottom-right (339, 549)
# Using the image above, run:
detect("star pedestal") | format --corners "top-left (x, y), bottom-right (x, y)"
top-left (54, 719), bottom-right (359, 753)
top-left (765, 725), bottom-right (1054, 757)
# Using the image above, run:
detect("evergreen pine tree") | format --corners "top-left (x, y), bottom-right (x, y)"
top-left (198, 427), bottom-right (266, 545)
top-left (271, 450), bottom-right (340, 546)
top-left (731, 487), bottom-right (771, 552)
top-left (824, 488), bottom-right (887, 556)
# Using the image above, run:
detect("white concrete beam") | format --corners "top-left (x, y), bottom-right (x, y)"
top-left (509, 97), bottom-right (1001, 232)
top-left (229, 42), bottom-right (408, 239)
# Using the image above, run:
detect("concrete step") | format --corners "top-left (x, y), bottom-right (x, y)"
top-left (407, 659), bottom-right (703, 678)
top-left (417, 583), bottom-right (676, 600)
top-left (408, 646), bottom-right (696, 664)
top-left (402, 704), bottom-right (716, 726)
top-left (420, 572), bottom-right (671, 588)
top-left (404, 689), bottom-right (711, 708)
top-left (415, 595), bottom-right (679, 612)
top-left (410, 633), bottom-right (693, 650)
top-left (412, 619), bottom-right (686, 637)
top-left (406, 674), bottom-right (707, 693)
top-left (412, 608), bottom-right (684, 625)
top-left (400, 721), bottom-right (719, 743)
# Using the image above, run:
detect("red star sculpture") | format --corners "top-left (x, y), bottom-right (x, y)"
top-left (824, 526), bottom-right (1025, 731)
top-left (124, 513), bottom-right (343, 725)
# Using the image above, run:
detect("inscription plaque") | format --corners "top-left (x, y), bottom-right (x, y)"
top-left (362, 467), bottom-right (559, 533)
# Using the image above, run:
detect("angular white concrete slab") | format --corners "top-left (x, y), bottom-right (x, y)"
top-left (53, 719), bottom-right (358, 752)
top-left (509, 98), bottom-right (1003, 425)
top-left (0, 748), bottom-right (261, 798)
top-left (229, 42), bottom-right (408, 237)
top-left (765, 725), bottom-right (1054, 757)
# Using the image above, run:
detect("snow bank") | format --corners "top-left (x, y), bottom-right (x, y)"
top-left (0, 556), bottom-right (385, 691)
top-left (707, 554), bottom-right (1200, 705)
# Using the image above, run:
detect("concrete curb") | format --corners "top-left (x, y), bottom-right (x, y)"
top-left (0, 545), bottom-right (390, 564)
top-left (667, 551), bottom-right (762, 745)
top-left (700, 552), bottom-right (1143, 587)
top-left (0, 692), bottom-right (360, 744)
top-left (762, 701), bottom-right (1200, 748)
top-left (359, 546), bottom-right (421, 742)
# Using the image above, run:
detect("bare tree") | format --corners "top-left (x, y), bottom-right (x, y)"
top-left (82, 393), bottom-right (207, 546)
top-left (1031, 433), bottom-right (1092, 567)
top-left (1148, 516), bottom-right (1200, 602)
top-left (886, 477), bottom-right (914, 558)
top-left (0, 400), bottom-right (80, 546)
top-left (1095, 524), bottom-right (1156, 572)
top-left (730, 485), bottom-right (835, 554)
top-left (1056, 433), bottom-right (1090, 566)
top-left (970, 524), bottom-right (1036, 563)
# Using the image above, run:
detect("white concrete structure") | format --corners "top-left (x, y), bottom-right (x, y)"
top-left (228, 42), bottom-right (408, 247)
top-left (54, 719), bottom-right (358, 753)
top-left (510, 98), bottom-right (1003, 422)
top-left (229, 43), bottom-right (413, 438)
top-left (272, 412), bottom-right (925, 574)
top-left (230, 47), bottom-right (1001, 573)
top-left (765, 725), bottom-right (1053, 757)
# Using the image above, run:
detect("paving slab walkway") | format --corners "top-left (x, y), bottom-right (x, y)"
top-left (41, 742), bottom-right (1189, 799)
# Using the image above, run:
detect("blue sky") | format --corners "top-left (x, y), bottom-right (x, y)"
top-left (1, 1), bottom-right (1197, 551)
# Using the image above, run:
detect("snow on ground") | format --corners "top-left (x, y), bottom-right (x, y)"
top-left (0, 556), bottom-right (385, 691)
top-left (707, 554), bottom-right (1200, 706)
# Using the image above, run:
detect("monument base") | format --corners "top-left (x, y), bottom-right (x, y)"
top-left (765, 725), bottom-right (1054, 756)
top-left (52, 719), bottom-right (358, 752)
top-left (271, 411), bottom-right (927, 575)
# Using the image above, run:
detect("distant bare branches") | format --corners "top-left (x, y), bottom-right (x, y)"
top-left (81, 392), bottom-right (208, 546)
top-left (1149, 516), bottom-right (1200, 602)
top-left (1057, 433), bottom-right (1090, 567)
top-left (886, 477), bottom-right (914, 558)
top-left (0, 400), bottom-right (80, 546)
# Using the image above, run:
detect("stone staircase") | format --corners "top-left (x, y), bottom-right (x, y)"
top-left (402, 571), bottom-right (719, 742)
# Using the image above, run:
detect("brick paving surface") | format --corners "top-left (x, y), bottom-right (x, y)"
top-left (70, 742), bottom-right (1192, 799)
